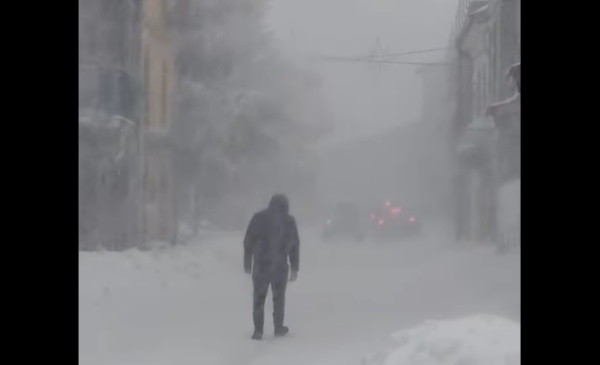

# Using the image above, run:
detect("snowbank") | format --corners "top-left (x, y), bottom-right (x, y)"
top-left (363, 315), bottom-right (520, 365)
top-left (78, 234), bottom-right (243, 304)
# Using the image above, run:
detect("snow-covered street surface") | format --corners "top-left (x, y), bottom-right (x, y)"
top-left (79, 229), bottom-right (520, 365)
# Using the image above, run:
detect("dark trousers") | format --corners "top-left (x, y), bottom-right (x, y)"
top-left (252, 272), bottom-right (288, 332)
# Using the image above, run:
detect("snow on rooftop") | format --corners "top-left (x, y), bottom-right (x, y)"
top-left (363, 314), bottom-right (520, 365)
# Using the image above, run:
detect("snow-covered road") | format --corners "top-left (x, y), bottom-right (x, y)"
top-left (79, 230), bottom-right (520, 365)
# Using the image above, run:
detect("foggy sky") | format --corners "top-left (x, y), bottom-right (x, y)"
top-left (267, 0), bottom-right (458, 142)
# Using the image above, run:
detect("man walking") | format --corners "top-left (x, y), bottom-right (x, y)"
top-left (243, 194), bottom-right (300, 340)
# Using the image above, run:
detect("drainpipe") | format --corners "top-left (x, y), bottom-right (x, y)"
top-left (122, 0), bottom-right (145, 247)
top-left (454, 47), bottom-right (478, 242)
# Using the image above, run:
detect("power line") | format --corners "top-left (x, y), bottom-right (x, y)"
top-left (317, 45), bottom-right (452, 67)
top-left (319, 56), bottom-right (449, 67)
top-left (360, 46), bottom-right (452, 60)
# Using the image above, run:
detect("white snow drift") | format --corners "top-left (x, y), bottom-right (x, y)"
top-left (363, 315), bottom-right (520, 365)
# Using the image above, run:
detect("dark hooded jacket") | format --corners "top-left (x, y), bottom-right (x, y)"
top-left (244, 194), bottom-right (300, 276)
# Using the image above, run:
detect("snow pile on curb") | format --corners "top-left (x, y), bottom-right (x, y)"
top-left (79, 242), bottom-right (225, 302)
top-left (363, 315), bottom-right (520, 365)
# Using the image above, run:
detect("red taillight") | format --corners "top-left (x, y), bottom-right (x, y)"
top-left (409, 217), bottom-right (416, 223)
top-left (378, 219), bottom-right (385, 226)
top-left (391, 207), bottom-right (401, 214)
top-left (370, 213), bottom-right (376, 220)
top-left (385, 202), bottom-right (391, 207)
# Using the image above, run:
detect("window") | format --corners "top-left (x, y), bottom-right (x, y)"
top-left (494, 21), bottom-right (501, 98)
top-left (79, 67), bottom-right (99, 109)
top-left (161, 62), bottom-right (168, 127)
top-left (143, 50), bottom-right (150, 125)
top-left (145, 159), bottom-right (157, 203)
top-left (475, 70), bottom-right (483, 117)
top-left (117, 71), bottom-right (134, 119)
top-left (498, 124), bottom-right (521, 183)
top-left (516, 0), bottom-right (521, 43)
top-left (88, 23), bottom-right (97, 57)
top-left (483, 63), bottom-right (489, 112)
top-left (98, 69), bottom-right (113, 113)
top-left (489, 28), bottom-right (496, 101)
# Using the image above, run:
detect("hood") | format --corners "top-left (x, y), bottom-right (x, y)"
top-left (268, 194), bottom-right (289, 215)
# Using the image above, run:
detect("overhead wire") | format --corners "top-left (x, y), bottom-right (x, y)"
top-left (317, 46), bottom-right (452, 67)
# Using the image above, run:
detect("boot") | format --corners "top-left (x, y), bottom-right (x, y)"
top-left (274, 325), bottom-right (289, 337)
top-left (251, 330), bottom-right (263, 340)
top-left (252, 308), bottom-right (265, 340)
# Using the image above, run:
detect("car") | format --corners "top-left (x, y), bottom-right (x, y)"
top-left (322, 202), bottom-right (365, 242)
top-left (368, 201), bottom-right (422, 240)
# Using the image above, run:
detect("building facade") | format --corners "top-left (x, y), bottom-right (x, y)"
top-left (450, 0), bottom-right (520, 244)
top-left (79, 0), bottom-right (181, 250)
top-left (78, 0), bottom-right (143, 251)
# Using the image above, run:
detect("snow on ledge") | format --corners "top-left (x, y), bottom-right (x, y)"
top-left (487, 93), bottom-right (520, 117)
top-left (363, 314), bottom-right (520, 365)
